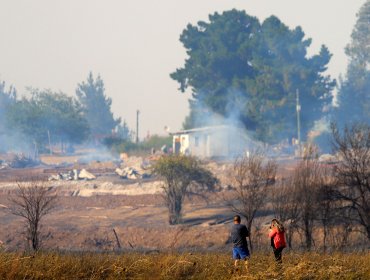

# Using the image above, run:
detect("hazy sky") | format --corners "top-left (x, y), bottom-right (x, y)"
top-left (0, 0), bottom-right (365, 138)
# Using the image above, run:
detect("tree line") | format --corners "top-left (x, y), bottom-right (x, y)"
top-left (2, 3), bottom-right (369, 153)
top-left (0, 72), bottom-right (124, 154)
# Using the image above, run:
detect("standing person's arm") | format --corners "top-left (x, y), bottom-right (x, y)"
top-left (269, 228), bottom-right (277, 238)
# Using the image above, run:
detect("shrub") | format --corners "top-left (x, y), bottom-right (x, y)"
top-left (154, 155), bottom-right (218, 224)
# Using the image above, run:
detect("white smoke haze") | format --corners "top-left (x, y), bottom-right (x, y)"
top-left (76, 144), bottom-right (119, 164)
top-left (0, 130), bottom-right (35, 156)
top-left (184, 86), bottom-right (339, 158)
top-left (184, 91), bottom-right (271, 159)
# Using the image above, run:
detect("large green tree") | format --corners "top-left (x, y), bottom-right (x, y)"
top-left (171, 10), bottom-right (335, 143)
top-left (335, 0), bottom-right (370, 125)
top-left (76, 72), bottom-right (121, 137)
top-left (7, 89), bottom-right (89, 150)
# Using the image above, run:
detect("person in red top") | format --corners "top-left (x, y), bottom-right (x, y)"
top-left (268, 219), bottom-right (286, 264)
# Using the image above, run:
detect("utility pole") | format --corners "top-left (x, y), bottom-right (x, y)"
top-left (47, 130), bottom-right (52, 155)
top-left (296, 89), bottom-right (302, 157)
top-left (136, 109), bottom-right (140, 143)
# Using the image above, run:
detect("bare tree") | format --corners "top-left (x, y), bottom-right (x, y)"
top-left (9, 181), bottom-right (57, 251)
top-left (329, 208), bottom-right (354, 249)
top-left (271, 178), bottom-right (300, 249)
top-left (228, 152), bottom-right (277, 250)
top-left (314, 171), bottom-right (340, 252)
top-left (292, 151), bottom-right (324, 250)
top-left (153, 155), bottom-right (217, 225)
top-left (316, 184), bottom-right (333, 252)
top-left (330, 123), bottom-right (370, 241)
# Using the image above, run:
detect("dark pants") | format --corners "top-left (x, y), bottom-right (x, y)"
top-left (273, 247), bottom-right (284, 263)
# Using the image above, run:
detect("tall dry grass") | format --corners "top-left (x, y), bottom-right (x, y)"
top-left (0, 251), bottom-right (369, 279)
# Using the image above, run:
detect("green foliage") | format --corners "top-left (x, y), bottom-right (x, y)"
top-left (143, 135), bottom-right (172, 150)
top-left (76, 72), bottom-right (121, 136)
top-left (116, 120), bottom-right (131, 141)
top-left (6, 89), bottom-right (89, 149)
top-left (103, 137), bottom-right (137, 154)
top-left (171, 10), bottom-right (336, 143)
top-left (154, 155), bottom-right (217, 224)
top-left (105, 135), bottom-right (172, 155)
top-left (335, 1), bottom-right (370, 125)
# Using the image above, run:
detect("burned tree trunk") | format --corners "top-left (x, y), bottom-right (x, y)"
top-left (292, 148), bottom-right (327, 251)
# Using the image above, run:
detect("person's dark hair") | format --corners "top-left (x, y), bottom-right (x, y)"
top-left (233, 215), bottom-right (241, 223)
top-left (271, 218), bottom-right (285, 232)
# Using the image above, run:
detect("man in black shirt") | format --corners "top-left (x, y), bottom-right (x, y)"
top-left (230, 215), bottom-right (250, 269)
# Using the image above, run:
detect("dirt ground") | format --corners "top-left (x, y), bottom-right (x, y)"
top-left (0, 153), bottom-right (236, 252)
top-left (0, 191), bottom-right (234, 252)
top-left (0, 152), bottom-right (294, 252)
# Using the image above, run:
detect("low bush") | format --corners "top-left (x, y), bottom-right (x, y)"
top-left (104, 135), bottom-right (172, 155)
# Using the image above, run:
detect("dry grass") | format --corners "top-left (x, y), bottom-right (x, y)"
top-left (0, 251), bottom-right (369, 279)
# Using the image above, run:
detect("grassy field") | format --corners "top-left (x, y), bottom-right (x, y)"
top-left (0, 251), bottom-right (369, 279)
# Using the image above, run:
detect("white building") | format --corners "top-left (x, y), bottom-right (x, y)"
top-left (171, 125), bottom-right (255, 159)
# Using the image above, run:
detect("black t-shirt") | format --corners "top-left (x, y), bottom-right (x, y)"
top-left (231, 223), bottom-right (249, 248)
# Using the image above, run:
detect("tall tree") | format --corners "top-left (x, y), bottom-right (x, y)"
top-left (116, 120), bottom-right (131, 141)
top-left (336, 1), bottom-right (370, 125)
top-left (171, 10), bottom-right (335, 143)
top-left (76, 72), bottom-right (121, 137)
top-left (292, 153), bottom-right (323, 250)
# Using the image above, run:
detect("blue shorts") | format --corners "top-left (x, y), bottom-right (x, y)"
top-left (232, 247), bottom-right (250, 260)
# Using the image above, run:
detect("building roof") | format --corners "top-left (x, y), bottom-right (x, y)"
top-left (170, 125), bottom-right (239, 135)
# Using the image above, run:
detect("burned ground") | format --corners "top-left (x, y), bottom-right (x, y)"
top-left (0, 152), bottom-right (360, 253)
top-left (0, 153), bottom-right (238, 252)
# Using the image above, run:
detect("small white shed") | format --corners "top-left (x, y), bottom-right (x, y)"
top-left (171, 125), bottom-right (254, 159)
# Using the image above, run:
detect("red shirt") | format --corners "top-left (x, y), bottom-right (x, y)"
top-left (269, 227), bottom-right (286, 249)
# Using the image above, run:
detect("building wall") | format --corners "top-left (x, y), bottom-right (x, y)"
top-left (173, 126), bottom-right (253, 158)
top-left (208, 130), bottom-right (229, 157)
top-left (189, 133), bottom-right (208, 158)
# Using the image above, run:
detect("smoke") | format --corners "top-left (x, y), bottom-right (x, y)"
top-left (76, 144), bottom-right (119, 164)
top-left (184, 89), bottom-right (268, 158)
top-left (0, 131), bottom-right (34, 155)
top-left (188, 88), bottom-right (248, 129)
top-left (307, 118), bottom-right (331, 153)
top-left (187, 84), bottom-right (337, 156)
